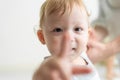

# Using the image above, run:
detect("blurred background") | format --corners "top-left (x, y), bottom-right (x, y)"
top-left (0, 0), bottom-right (119, 80)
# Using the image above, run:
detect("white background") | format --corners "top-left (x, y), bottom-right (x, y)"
top-left (0, 0), bottom-right (98, 80)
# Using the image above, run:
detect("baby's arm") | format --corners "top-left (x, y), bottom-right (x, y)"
top-left (33, 36), bottom-right (91, 80)
top-left (107, 35), bottom-right (120, 55)
top-left (87, 29), bottom-right (120, 63)
top-left (33, 56), bottom-right (91, 80)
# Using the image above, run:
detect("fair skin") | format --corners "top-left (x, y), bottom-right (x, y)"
top-left (35, 5), bottom-right (92, 80)
top-left (87, 28), bottom-right (120, 63)
top-left (87, 26), bottom-right (109, 63)
top-left (39, 5), bottom-right (89, 64)
top-left (87, 26), bottom-right (119, 80)
top-left (94, 26), bottom-right (108, 41)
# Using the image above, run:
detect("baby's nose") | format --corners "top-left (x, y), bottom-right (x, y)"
top-left (64, 31), bottom-right (75, 42)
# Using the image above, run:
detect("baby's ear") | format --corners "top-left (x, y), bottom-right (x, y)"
top-left (88, 28), bottom-right (97, 40)
top-left (37, 30), bottom-right (45, 44)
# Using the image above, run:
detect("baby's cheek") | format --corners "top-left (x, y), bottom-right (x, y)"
top-left (80, 40), bottom-right (88, 51)
top-left (48, 45), bottom-right (60, 56)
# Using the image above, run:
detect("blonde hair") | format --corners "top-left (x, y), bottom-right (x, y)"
top-left (40, 0), bottom-right (89, 28)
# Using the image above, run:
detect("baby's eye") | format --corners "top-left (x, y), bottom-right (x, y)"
top-left (74, 27), bottom-right (83, 32)
top-left (53, 28), bottom-right (63, 32)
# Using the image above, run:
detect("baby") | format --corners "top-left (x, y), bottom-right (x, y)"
top-left (33, 0), bottom-right (100, 80)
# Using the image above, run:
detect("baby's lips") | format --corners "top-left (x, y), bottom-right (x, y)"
top-left (72, 65), bottom-right (92, 75)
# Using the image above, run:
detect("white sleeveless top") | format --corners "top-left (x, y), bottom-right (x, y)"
top-left (73, 52), bottom-right (101, 80)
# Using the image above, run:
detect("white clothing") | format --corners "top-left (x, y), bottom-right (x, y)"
top-left (73, 52), bottom-right (101, 80)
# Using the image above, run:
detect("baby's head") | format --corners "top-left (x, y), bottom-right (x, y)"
top-left (37, 0), bottom-right (90, 60)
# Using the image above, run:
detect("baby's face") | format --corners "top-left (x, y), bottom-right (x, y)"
top-left (41, 5), bottom-right (89, 60)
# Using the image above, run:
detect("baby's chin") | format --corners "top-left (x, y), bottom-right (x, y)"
top-left (68, 51), bottom-right (82, 61)
top-left (50, 49), bottom-right (83, 60)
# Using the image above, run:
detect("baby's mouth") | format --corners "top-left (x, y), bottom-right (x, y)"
top-left (72, 48), bottom-right (76, 51)
top-left (71, 48), bottom-right (76, 54)
top-left (69, 48), bottom-right (78, 60)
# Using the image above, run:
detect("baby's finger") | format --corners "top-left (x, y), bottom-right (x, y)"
top-left (72, 65), bottom-right (92, 75)
top-left (58, 33), bottom-right (71, 58)
top-left (46, 59), bottom-right (71, 80)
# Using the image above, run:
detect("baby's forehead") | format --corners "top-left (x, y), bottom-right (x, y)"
top-left (46, 5), bottom-right (87, 18)
top-left (44, 12), bottom-right (88, 31)
top-left (46, 4), bottom-right (87, 17)
top-left (45, 7), bottom-right (88, 22)
top-left (40, 0), bottom-right (89, 28)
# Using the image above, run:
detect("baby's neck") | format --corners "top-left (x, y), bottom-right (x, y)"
top-left (72, 56), bottom-right (87, 66)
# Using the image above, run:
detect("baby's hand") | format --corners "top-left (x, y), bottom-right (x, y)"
top-left (33, 57), bottom-right (91, 80)
top-left (108, 35), bottom-right (120, 54)
top-left (33, 36), bottom-right (91, 80)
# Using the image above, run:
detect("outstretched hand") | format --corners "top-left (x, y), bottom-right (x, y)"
top-left (109, 35), bottom-right (120, 54)
top-left (87, 28), bottom-right (120, 63)
top-left (33, 35), bottom-right (92, 80)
